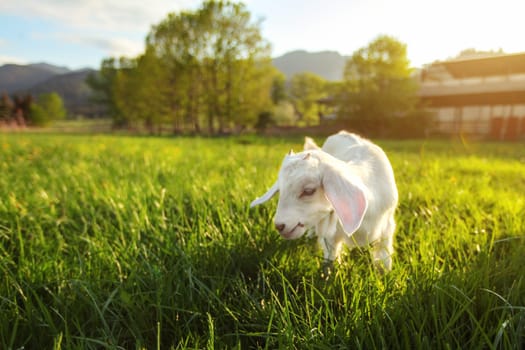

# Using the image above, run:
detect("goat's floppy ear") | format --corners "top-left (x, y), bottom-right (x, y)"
top-left (250, 182), bottom-right (279, 208)
top-left (321, 161), bottom-right (367, 235)
top-left (304, 136), bottom-right (320, 150)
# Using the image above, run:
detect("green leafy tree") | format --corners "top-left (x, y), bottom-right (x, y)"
top-left (0, 93), bottom-right (14, 122)
top-left (112, 52), bottom-right (171, 134)
top-left (112, 58), bottom-right (142, 128)
top-left (340, 35), bottom-right (419, 134)
top-left (231, 58), bottom-right (276, 129)
top-left (147, 0), bottom-right (272, 134)
top-left (86, 58), bottom-right (123, 124)
top-left (271, 72), bottom-right (287, 104)
top-left (273, 101), bottom-right (296, 125)
top-left (147, 9), bottom-right (206, 132)
top-left (29, 92), bottom-right (66, 126)
top-left (29, 104), bottom-right (47, 126)
top-left (135, 49), bottom-right (172, 133)
top-left (254, 70), bottom-right (287, 130)
top-left (289, 72), bottom-right (327, 126)
top-left (200, 0), bottom-right (271, 131)
top-left (89, 0), bottom-right (273, 134)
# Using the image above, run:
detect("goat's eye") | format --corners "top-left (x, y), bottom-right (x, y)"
top-left (301, 188), bottom-right (316, 197)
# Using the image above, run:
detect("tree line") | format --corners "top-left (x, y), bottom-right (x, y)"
top-left (0, 92), bottom-right (66, 127)
top-left (87, 0), bottom-right (425, 136)
top-left (88, 0), bottom-right (276, 135)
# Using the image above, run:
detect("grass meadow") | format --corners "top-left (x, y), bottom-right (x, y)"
top-left (0, 133), bottom-right (524, 349)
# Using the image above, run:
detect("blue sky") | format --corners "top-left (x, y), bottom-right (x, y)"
top-left (1, 0), bottom-right (524, 70)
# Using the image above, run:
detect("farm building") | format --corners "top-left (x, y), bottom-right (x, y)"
top-left (419, 52), bottom-right (525, 140)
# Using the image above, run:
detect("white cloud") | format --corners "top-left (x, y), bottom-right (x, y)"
top-left (0, 39), bottom-right (27, 65)
top-left (0, 1), bottom-right (201, 64)
top-left (0, 55), bottom-right (28, 65)
top-left (60, 35), bottom-right (145, 58)
top-left (0, 0), bottom-right (200, 32)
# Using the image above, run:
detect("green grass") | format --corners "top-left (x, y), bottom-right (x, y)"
top-left (0, 133), bottom-right (524, 349)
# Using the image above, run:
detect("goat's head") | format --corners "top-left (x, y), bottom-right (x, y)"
top-left (251, 149), bottom-right (368, 240)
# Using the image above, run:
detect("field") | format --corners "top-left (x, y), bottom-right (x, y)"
top-left (0, 133), bottom-right (524, 349)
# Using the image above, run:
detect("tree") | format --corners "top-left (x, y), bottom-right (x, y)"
top-left (112, 52), bottom-right (171, 134)
top-left (111, 58), bottom-right (143, 128)
top-left (340, 35), bottom-right (419, 134)
top-left (0, 93), bottom-right (14, 122)
top-left (272, 101), bottom-right (295, 125)
top-left (12, 94), bottom-right (33, 126)
top-left (289, 72), bottom-right (327, 125)
top-left (29, 104), bottom-right (48, 126)
top-left (29, 92), bottom-right (66, 126)
top-left (200, 0), bottom-right (271, 131)
top-left (147, 9), bottom-right (206, 133)
top-left (89, 0), bottom-right (273, 134)
top-left (86, 58), bottom-right (123, 123)
top-left (270, 72), bottom-right (287, 105)
top-left (147, 0), bottom-right (272, 134)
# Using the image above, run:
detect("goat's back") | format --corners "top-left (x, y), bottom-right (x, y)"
top-left (322, 131), bottom-right (398, 211)
top-left (321, 131), bottom-right (377, 165)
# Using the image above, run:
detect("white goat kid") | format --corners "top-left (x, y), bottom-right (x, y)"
top-left (250, 131), bottom-right (398, 271)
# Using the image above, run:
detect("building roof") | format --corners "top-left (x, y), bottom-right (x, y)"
top-left (419, 79), bottom-right (525, 106)
top-left (434, 52), bottom-right (525, 78)
top-left (419, 52), bottom-right (525, 106)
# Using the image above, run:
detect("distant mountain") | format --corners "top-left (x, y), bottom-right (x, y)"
top-left (272, 50), bottom-right (348, 81)
top-left (28, 63), bottom-right (71, 75)
top-left (26, 69), bottom-right (100, 116)
top-left (0, 50), bottom-right (348, 117)
top-left (0, 63), bottom-right (70, 92)
top-left (0, 63), bottom-right (102, 117)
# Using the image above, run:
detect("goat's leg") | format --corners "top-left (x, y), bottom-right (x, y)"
top-left (315, 212), bottom-right (342, 262)
top-left (319, 236), bottom-right (343, 279)
top-left (315, 213), bottom-right (342, 279)
top-left (371, 237), bottom-right (393, 272)
top-left (319, 235), bottom-right (343, 262)
top-left (371, 214), bottom-right (396, 272)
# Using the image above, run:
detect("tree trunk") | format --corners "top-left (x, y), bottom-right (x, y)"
top-left (224, 58), bottom-right (233, 134)
top-left (211, 61), bottom-right (221, 135)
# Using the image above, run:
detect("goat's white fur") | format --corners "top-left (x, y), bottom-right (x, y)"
top-left (251, 131), bottom-right (398, 271)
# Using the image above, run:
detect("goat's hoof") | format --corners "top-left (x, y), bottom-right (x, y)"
top-left (321, 260), bottom-right (334, 280)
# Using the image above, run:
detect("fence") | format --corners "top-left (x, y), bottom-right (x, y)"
top-left (431, 116), bottom-right (525, 141)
